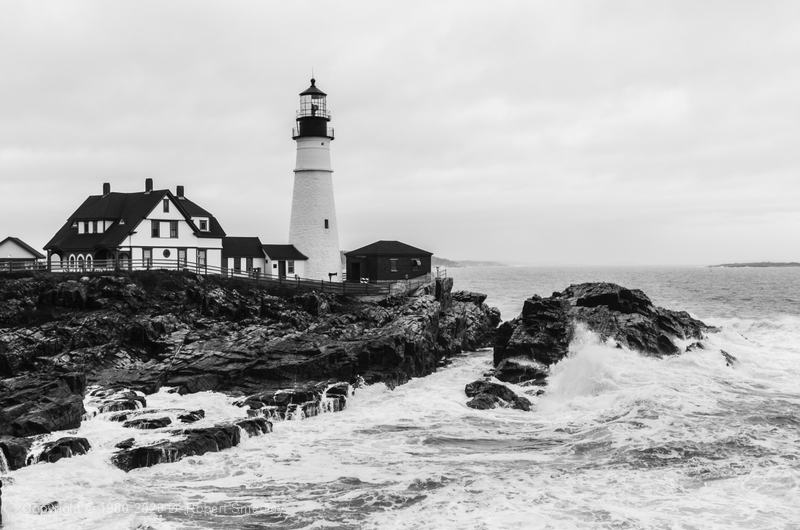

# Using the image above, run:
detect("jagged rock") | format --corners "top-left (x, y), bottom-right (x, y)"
top-left (452, 291), bottom-right (488, 305)
top-left (123, 417), bottom-right (172, 429)
top-left (27, 436), bottom-right (91, 465)
top-left (0, 372), bottom-right (86, 436)
top-left (721, 349), bottom-right (739, 367)
top-left (494, 282), bottom-right (716, 384)
top-left (0, 435), bottom-right (34, 470)
top-left (235, 382), bottom-right (349, 420)
top-left (178, 409), bottom-right (205, 423)
top-left (86, 388), bottom-right (146, 414)
top-left (464, 380), bottom-right (531, 411)
top-left (466, 393), bottom-right (501, 410)
top-left (494, 358), bottom-right (549, 385)
top-left (111, 418), bottom-right (272, 471)
top-left (115, 438), bottom-right (135, 449)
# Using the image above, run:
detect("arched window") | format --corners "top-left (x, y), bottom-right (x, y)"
top-left (68, 255), bottom-right (76, 271)
top-left (77, 254), bottom-right (85, 271)
top-left (85, 255), bottom-right (93, 270)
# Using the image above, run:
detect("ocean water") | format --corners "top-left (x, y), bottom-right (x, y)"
top-left (2, 266), bottom-right (799, 529)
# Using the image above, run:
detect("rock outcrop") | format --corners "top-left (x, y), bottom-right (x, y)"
top-left (26, 436), bottom-right (91, 465)
top-left (494, 282), bottom-right (715, 384)
top-left (464, 380), bottom-right (531, 411)
top-left (111, 418), bottom-right (272, 471)
top-left (0, 372), bottom-right (86, 437)
top-left (0, 271), bottom-right (499, 470)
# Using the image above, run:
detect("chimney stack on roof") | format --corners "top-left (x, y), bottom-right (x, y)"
top-left (103, 182), bottom-right (111, 195)
top-left (145, 178), bottom-right (153, 193)
top-left (176, 185), bottom-right (185, 199)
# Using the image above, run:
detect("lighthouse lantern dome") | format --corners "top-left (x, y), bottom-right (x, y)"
top-left (293, 78), bottom-right (334, 139)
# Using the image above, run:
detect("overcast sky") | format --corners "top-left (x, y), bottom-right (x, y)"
top-left (1, 1), bottom-right (798, 266)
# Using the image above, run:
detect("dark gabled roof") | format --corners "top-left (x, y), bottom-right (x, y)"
top-left (0, 236), bottom-right (45, 259)
top-left (300, 78), bottom-right (326, 97)
top-left (222, 237), bottom-right (264, 258)
top-left (178, 198), bottom-right (213, 217)
top-left (345, 240), bottom-right (432, 257)
top-left (45, 189), bottom-right (226, 252)
top-left (262, 244), bottom-right (308, 261)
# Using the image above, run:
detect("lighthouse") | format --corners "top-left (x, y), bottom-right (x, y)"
top-left (288, 78), bottom-right (342, 282)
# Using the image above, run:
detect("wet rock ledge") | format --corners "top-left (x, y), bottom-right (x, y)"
top-left (0, 270), bottom-right (500, 471)
top-left (491, 282), bottom-right (715, 386)
top-left (464, 282), bottom-right (719, 410)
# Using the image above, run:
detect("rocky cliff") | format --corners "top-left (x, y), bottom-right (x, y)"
top-left (0, 271), bottom-right (499, 452)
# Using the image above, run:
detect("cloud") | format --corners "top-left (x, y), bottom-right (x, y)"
top-left (1, 1), bottom-right (798, 265)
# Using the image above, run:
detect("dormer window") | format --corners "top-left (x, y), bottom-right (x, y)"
top-left (119, 219), bottom-right (125, 226)
top-left (199, 220), bottom-right (208, 231)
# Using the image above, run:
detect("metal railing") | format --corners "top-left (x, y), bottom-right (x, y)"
top-left (0, 260), bottom-right (445, 299)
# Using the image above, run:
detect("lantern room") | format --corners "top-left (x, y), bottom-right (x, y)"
top-left (293, 78), bottom-right (334, 139)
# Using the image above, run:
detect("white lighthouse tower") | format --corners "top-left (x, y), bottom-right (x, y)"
top-left (288, 78), bottom-right (342, 282)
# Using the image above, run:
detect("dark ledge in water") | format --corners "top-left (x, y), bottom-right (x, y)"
top-left (491, 282), bottom-right (718, 386)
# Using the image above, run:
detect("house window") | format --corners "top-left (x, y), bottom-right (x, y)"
top-left (412, 259), bottom-right (421, 271)
top-left (151, 220), bottom-right (160, 238)
top-left (170, 221), bottom-right (178, 238)
top-left (324, 219), bottom-right (329, 229)
top-left (92, 220), bottom-right (98, 233)
top-left (83, 221), bottom-right (90, 234)
top-left (68, 255), bottom-right (76, 270)
top-left (390, 258), bottom-right (398, 272)
top-left (178, 249), bottom-right (187, 268)
top-left (197, 249), bottom-right (207, 271)
top-left (288, 260), bottom-right (295, 274)
top-left (199, 220), bottom-right (208, 231)
top-left (143, 248), bottom-right (152, 268)
top-left (234, 257), bottom-right (241, 272)
top-left (246, 257), bottom-right (253, 271)
top-left (85, 255), bottom-right (93, 269)
top-left (163, 198), bottom-right (170, 213)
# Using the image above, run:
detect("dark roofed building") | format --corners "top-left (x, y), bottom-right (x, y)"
top-left (262, 244), bottom-right (308, 278)
top-left (222, 236), bottom-right (265, 276)
top-left (344, 240), bottom-right (432, 283)
top-left (44, 179), bottom-right (226, 272)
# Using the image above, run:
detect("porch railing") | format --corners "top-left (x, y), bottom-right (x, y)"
top-left (1, 260), bottom-right (445, 299)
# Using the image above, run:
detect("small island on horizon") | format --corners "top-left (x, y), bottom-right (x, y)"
top-left (433, 256), bottom-right (509, 268)
top-left (709, 262), bottom-right (800, 268)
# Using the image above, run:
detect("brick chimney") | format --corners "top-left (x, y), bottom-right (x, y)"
top-left (145, 178), bottom-right (153, 193)
top-left (103, 182), bottom-right (111, 195)
top-left (176, 185), bottom-right (185, 199)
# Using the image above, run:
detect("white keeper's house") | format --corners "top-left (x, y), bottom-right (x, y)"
top-left (44, 179), bottom-right (226, 272)
top-left (44, 179), bottom-right (309, 278)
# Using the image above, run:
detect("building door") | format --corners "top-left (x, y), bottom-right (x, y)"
top-left (349, 262), bottom-right (362, 283)
top-left (197, 249), bottom-right (207, 273)
top-left (278, 260), bottom-right (286, 278)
